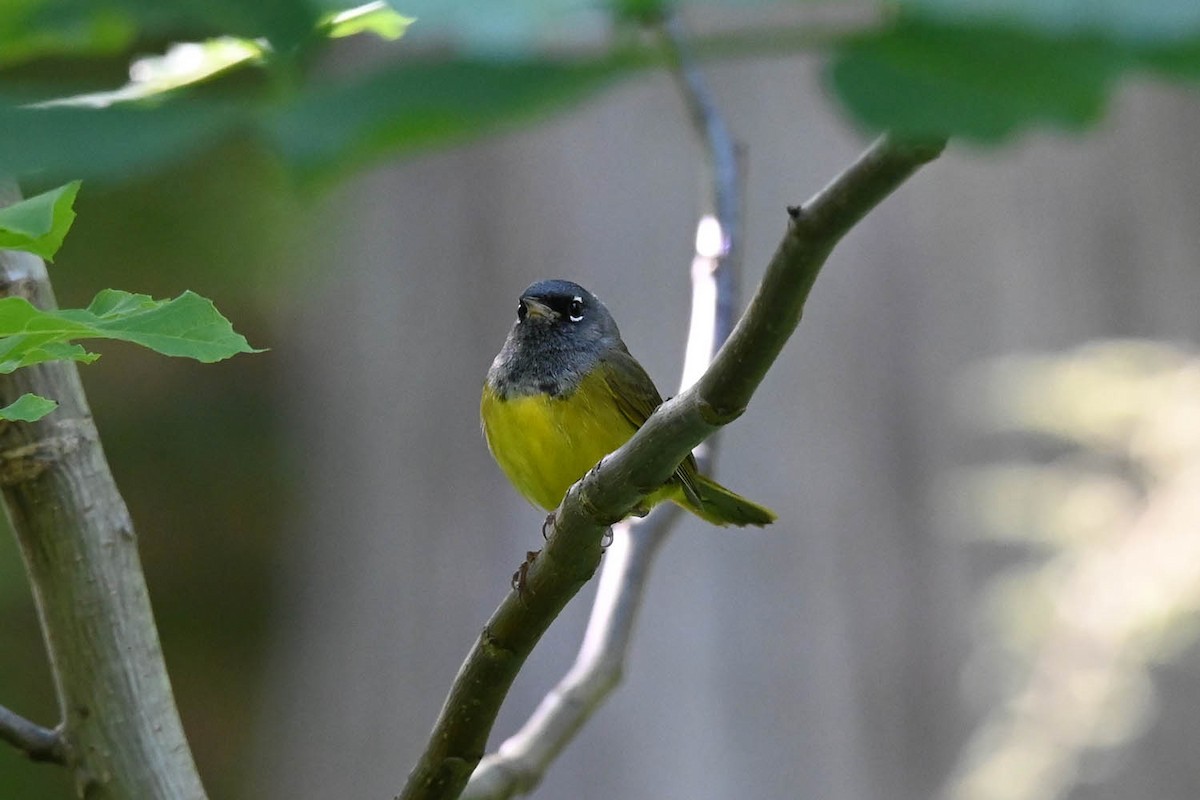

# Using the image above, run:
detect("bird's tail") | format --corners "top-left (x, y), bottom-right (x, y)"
top-left (680, 474), bottom-right (776, 527)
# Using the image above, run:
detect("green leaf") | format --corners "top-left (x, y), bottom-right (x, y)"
top-left (0, 340), bottom-right (100, 374)
top-left (1, 0), bottom-right (321, 68)
top-left (268, 56), bottom-right (633, 182)
top-left (320, 2), bottom-right (413, 40)
top-left (907, 0), bottom-right (1200, 44)
top-left (80, 289), bottom-right (265, 361)
top-left (1140, 35), bottom-right (1200, 81)
top-left (0, 55), bottom-right (634, 184)
top-left (0, 101), bottom-right (240, 182)
top-left (828, 21), bottom-right (1121, 141)
top-left (0, 3), bottom-right (136, 68)
top-left (0, 181), bottom-right (82, 260)
top-left (0, 289), bottom-right (262, 365)
top-left (828, 2), bottom-right (1200, 143)
top-left (36, 4), bottom-right (410, 110)
top-left (0, 393), bottom-right (59, 422)
top-left (109, 0), bottom-right (321, 56)
top-left (35, 38), bottom-right (268, 109)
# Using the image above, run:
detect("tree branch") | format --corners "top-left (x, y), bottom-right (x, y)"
top-left (460, 19), bottom-right (742, 798)
top-left (0, 704), bottom-right (64, 764)
top-left (397, 133), bottom-right (946, 800)
top-left (0, 182), bottom-right (209, 798)
top-left (701, 134), bottom-right (947, 417)
top-left (662, 13), bottom-right (743, 377)
top-left (458, 507), bottom-right (681, 800)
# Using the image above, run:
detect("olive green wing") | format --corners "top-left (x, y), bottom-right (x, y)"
top-left (599, 344), bottom-right (703, 506)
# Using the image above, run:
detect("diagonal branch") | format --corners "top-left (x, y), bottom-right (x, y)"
top-left (458, 506), bottom-right (683, 800)
top-left (0, 704), bottom-right (64, 764)
top-left (460, 18), bottom-right (743, 799)
top-left (396, 133), bottom-right (945, 800)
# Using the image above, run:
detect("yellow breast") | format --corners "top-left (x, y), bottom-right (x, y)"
top-left (480, 370), bottom-right (637, 511)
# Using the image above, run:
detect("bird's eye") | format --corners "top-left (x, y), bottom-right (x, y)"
top-left (568, 297), bottom-right (584, 323)
top-left (517, 301), bottom-right (527, 322)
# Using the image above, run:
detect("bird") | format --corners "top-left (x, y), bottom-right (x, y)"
top-left (480, 279), bottom-right (775, 528)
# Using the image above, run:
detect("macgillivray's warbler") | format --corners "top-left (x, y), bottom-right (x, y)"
top-left (481, 279), bottom-right (775, 527)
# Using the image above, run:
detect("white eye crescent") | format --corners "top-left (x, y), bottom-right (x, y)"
top-left (568, 296), bottom-right (584, 322)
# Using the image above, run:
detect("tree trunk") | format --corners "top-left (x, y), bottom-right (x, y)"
top-left (0, 183), bottom-right (207, 799)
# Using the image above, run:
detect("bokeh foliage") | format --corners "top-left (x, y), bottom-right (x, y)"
top-left (3, 0), bottom-right (1200, 188)
top-left (949, 342), bottom-right (1200, 800)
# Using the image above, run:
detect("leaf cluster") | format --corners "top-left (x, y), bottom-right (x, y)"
top-left (0, 186), bottom-right (258, 420)
top-left (1, 1), bottom-right (1198, 187)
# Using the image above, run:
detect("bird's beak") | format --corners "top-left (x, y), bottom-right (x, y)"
top-left (521, 297), bottom-right (556, 320)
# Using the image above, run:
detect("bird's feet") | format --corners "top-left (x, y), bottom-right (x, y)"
top-left (511, 549), bottom-right (541, 603)
top-left (601, 526), bottom-right (614, 548)
top-left (541, 513), bottom-right (556, 540)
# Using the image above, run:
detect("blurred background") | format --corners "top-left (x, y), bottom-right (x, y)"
top-left (2, 3), bottom-right (1200, 800)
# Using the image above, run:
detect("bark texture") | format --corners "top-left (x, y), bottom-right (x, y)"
top-left (0, 184), bottom-right (207, 799)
